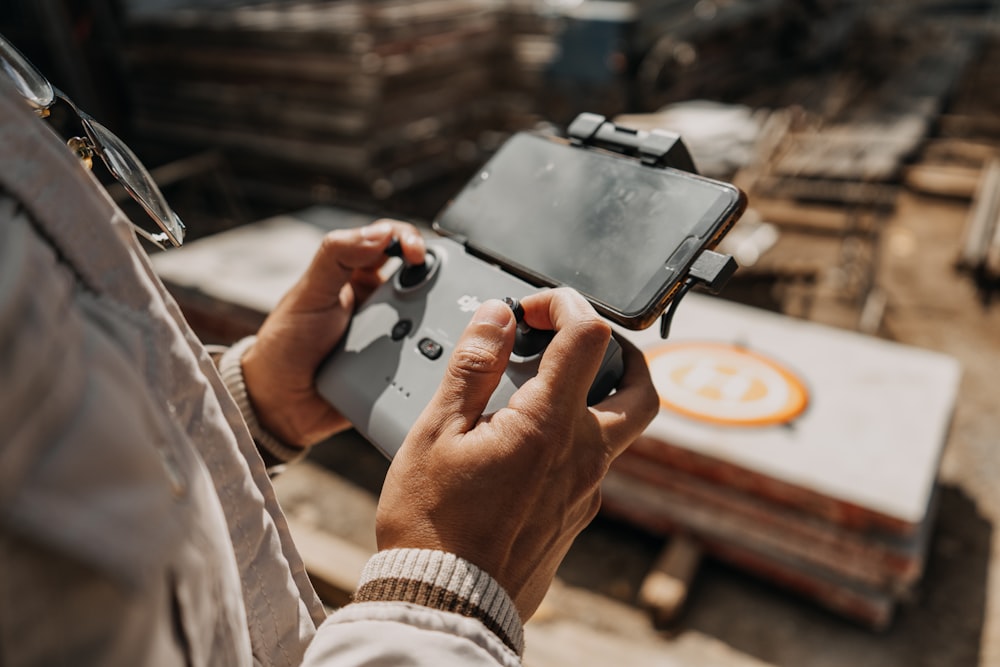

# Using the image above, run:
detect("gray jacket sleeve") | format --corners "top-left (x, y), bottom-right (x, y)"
top-left (305, 550), bottom-right (524, 667)
top-left (0, 196), bottom-right (524, 666)
top-left (0, 69), bottom-right (525, 665)
top-left (217, 335), bottom-right (310, 468)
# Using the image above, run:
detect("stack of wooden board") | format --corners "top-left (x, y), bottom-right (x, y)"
top-left (494, 0), bottom-right (559, 130)
top-left (631, 0), bottom-right (855, 113)
top-left (604, 293), bottom-right (961, 629)
top-left (732, 7), bottom-right (979, 208)
top-left (122, 0), bottom-right (505, 216)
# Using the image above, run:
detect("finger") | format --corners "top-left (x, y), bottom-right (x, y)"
top-left (517, 288), bottom-right (612, 408)
top-left (295, 220), bottom-right (425, 308)
top-left (589, 336), bottom-right (659, 459)
top-left (412, 299), bottom-right (515, 443)
top-left (380, 218), bottom-right (428, 267)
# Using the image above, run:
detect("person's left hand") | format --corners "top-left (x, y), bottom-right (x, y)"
top-left (241, 219), bottom-right (425, 448)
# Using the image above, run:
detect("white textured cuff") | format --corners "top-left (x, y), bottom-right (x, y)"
top-left (218, 336), bottom-right (308, 465)
top-left (354, 548), bottom-right (524, 656)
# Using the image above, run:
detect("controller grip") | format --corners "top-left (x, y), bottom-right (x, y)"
top-left (587, 337), bottom-right (624, 406)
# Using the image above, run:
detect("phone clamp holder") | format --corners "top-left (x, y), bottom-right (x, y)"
top-left (659, 250), bottom-right (739, 338)
top-left (567, 111), bottom-right (698, 173)
top-left (567, 112), bottom-right (738, 338)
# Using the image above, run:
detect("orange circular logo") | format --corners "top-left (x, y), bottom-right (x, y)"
top-left (645, 342), bottom-right (808, 427)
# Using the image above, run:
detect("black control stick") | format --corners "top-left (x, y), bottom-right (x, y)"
top-left (386, 237), bottom-right (435, 288)
top-left (502, 297), bottom-right (623, 405)
top-left (503, 296), bottom-right (554, 357)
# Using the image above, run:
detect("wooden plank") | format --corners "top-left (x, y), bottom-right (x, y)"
top-left (601, 471), bottom-right (898, 630)
top-left (903, 164), bottom-right (982, 199)
top-left (705, 539), bottom-right (895, 632)
top-left (751, 198), bottom-right (856, 234)
top-left (755, 177), bottom-right (898, 210)
top-left (637, 535), bottom-right (702, 625)
top-left (985, 168), bottom-right (1000, 277)
top-left (620, 433), bottom-right (914, 539)
top-left (938, 113), bottom-right (1000, 141)
top-left (957, 158), bottom-right (1000, 269)
top-left (607, 453), bottom-right (931, 592)
top-left (920, 138), bottom-right (999, 167)
top-left (769, 122), bottom-right (925, 182)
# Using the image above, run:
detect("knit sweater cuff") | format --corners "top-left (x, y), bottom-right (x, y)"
top-left (354, 549), bottom-right (525, 656)
top-left (217, 336), bottom-right (308, 466)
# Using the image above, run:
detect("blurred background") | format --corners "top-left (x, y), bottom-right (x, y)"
top-left (4, 1), bottom-right (993, 240)
top-left (4, 2), bottom-right (1000, 666)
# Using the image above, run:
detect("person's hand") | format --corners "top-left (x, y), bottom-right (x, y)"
top-left (241, 219), bottom-right (425, 447)
top-left (375, 288), bottom-right (659, 620)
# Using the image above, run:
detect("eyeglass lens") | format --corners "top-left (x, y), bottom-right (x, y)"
top-left (0, 33), bottom-right (185, 247)
top-left (84, 118), bottom-right (185, 246)
top-left (0, 40), bottom-right (54, 110)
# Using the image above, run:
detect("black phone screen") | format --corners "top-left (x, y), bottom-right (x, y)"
top-left (434, 132), bottom-right (744, 327)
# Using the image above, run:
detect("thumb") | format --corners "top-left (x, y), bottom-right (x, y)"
top-left (420, 299), bottom-right (515, 438)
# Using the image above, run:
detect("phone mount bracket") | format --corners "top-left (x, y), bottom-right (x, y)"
top-left (567, 112), bottom-right (738, 338)
top-left (567, 112), bottom-right (698, 173)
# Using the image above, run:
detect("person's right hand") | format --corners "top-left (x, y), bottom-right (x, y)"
top-left (375, 288), bottom-right (659, 621)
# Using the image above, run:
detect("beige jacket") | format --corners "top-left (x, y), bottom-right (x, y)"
top-left (0, 77), bottom-right (521, 666)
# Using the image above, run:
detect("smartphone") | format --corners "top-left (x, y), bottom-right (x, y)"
top-left (433, 132), bottom-right (747, 330)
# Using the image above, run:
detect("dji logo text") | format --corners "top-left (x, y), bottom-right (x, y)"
top-left (457, 295), bottom-right (482, 313)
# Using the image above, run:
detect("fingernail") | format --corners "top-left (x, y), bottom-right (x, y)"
top-left (473, 299), bottom-right (513, 328)
top-left (361, 221), bottom-right (393, 241)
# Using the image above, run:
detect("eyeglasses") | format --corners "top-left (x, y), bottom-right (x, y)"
top-left (0, 33), bottom-right (185, 248)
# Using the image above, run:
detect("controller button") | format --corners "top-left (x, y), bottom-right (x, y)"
top-left (418, 337), bottom-right (444, 360)
top-left (391, 319), bottom-right (412, 341)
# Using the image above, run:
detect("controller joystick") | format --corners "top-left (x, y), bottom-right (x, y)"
top-left (502, 297), bottom-right (624, 405)
top-left (398, 257), bottom-right (435, 288)
top-left (513, 324), bottom-right (555, 358)
top-left (386, 236), bottom-right (437, 289)
top-left (503, 297), bottom-right (554, 358)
